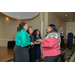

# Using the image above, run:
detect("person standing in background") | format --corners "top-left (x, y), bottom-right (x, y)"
top-left (28, 26), bottom-right (37, 62)
top-left (67, 33), bottom-right (69, 48)
top-left (13, 22), bottom-right (34, 62)
top-left (33, 29), bottom-right (42, 62)
top-left (60, 33), bottom-right (65, 48)
top-left (68, 31), bottom-right (73, 50)
top-left (73, 34), bottom-right (75, 44)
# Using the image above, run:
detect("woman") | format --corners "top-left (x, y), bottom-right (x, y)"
top-left (37, 24), bottom-right (61, 62)
top-left (13, 22), bottom-right (34, 62)
top-left (33, 29), bottom-right (42, 62)
top-left (28, 26), bottom-right (37, 62)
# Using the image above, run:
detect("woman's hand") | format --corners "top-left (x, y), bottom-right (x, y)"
top-left (36, 39), bottom-right (41, 42)
top-left (34, 41), bottom-right (37, 44)
top-left (31, 42), bottom-right (34, 46)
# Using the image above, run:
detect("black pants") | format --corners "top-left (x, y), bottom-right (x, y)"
top-left (29, 54), bottom-right (35, 62)
top-left (61, 42), bottom-right (65, 48)
top-left (44, 55), bottom-right (59, 62)
top-left (68, 41), bottom-right (72, 50)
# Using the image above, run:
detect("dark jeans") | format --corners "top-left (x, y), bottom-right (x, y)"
top-left (44, 55), bottom-right (59, 62)
top-left (61, 42), bottom-right (65, 48)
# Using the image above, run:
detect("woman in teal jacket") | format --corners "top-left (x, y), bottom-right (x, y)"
top-left (13, 22), bottom-right (34, 62)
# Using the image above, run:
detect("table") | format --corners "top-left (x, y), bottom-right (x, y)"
top-left (7, 41), bottom-right (15, 49)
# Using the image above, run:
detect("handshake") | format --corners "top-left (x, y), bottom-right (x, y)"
top-left (30, 39), bottom-right (42, 46)
top-left (30, 41), bottom-right (37, 46)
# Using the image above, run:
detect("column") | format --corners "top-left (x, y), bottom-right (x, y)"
top-left (40, 21), bottom-right (43, 39)
top-left (40, 12), bottom-right (44, 39)
top-left (0, 18), bottom-right (2, 46)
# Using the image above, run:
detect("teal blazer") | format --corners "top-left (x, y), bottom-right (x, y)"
top-left (15, 29), bottom-right (31, 48)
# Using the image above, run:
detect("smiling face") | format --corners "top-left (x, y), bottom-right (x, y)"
top-left (29, 27), bottom-right (33, 35)
top-left (23, 23), bottom-right (28, 31)
top-left (47, 26), bottom-right (52, 33)
top-left (37, 30), bottom-right (40, 36)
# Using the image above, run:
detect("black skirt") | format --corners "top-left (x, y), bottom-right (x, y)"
top-left (13, 45), bottom-right (29, 62)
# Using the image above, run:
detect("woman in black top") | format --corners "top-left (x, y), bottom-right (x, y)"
top-left (28, 26), bottom-right (37, 62)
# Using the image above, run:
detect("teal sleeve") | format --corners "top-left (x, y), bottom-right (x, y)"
top-left (21, 33), bottom-right (31, 47)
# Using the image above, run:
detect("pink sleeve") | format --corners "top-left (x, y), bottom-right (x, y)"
top-left (41, 38), bottom-right (54, 48)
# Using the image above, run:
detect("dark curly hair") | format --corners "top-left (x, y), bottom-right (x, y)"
top-left (49, 24), bottom-right (58, 32)
top-left (17, 22), bottom-right (26, 31)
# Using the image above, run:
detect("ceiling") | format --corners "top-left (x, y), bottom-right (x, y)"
top-left (1, 12), bottom-right (75, 22)
top-left (53, 12), bottom-right (75, 22)
top-left (1, 12), bottom-right (40, 19)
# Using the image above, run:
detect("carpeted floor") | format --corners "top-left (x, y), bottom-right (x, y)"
top-left (6, 59), bottom-right (44, 62)
top-left (6, 59), bottom-right (13, 62)
top-left (6, 47), bottom-right (75, 62)
top-left (6, 56), bottom-right (44, 62)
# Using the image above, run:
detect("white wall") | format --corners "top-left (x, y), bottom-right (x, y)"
top-left (0, 17), bottom-right (2, 46)
top-left (0, 12), bottom-right (67, 47)
top-left (0, 13), bottom-right (40, 47)
top-left (43, 12), bottom-right (48, 38)
top-left (66, 22), bottom-right (75, 43)
top-left (48, 12), bottom-right (66, 37)
top-left (66, 22), bottom-right (75, 36)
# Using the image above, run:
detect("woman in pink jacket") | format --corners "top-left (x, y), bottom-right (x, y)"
top-left (37, 24), bottom-right (61, 62)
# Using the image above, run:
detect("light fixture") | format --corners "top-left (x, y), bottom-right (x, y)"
top-left (65, 15), bottom-right (67, 16)
top-left (6, 17), bottom-right (9, 21)
top-left (70, 19), bottom-right (72, 21)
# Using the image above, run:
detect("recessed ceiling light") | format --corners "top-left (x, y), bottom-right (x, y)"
top-left (65, 15), bottom-right (67, 16)
top-left (70, 19), bottom-right (72, 21)
top-left (6, 17), bottom-right (9, 21)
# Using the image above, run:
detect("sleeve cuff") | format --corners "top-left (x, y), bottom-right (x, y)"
top-left (41, 40), bottom-right (43, 43)
top-left (30, 42), bottom-right (31, 45)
